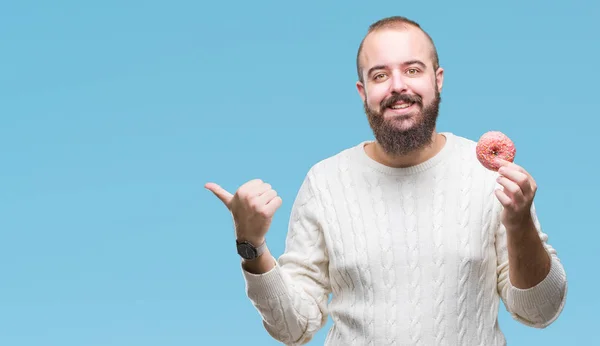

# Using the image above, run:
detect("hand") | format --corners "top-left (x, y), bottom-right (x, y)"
top-left (494, 159), bottom-right (537, 231)
top-left (205, 179), bottom-right (283, 245)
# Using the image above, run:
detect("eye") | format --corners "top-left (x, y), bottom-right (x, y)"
top-left (373, 73), bottom-right (387, 80)
top-left (406, 68), bottom-right (420, 75)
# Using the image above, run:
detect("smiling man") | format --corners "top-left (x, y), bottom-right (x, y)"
top-left (206, 16), bottom-right (568, 346)
top-left (357, 19), bottom-right (443, 164)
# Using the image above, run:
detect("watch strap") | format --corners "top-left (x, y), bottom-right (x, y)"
top-left (254, 240), bottom-right (266, 256)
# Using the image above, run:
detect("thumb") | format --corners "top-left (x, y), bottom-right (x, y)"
top-left (204, 182), bottom-right (234, 208)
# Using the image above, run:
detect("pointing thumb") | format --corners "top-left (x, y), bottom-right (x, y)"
top-left (205, 182), bottom-right (234, 208)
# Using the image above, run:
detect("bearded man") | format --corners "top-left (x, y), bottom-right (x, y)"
top-left (206, 15), bottom-right (567, 346)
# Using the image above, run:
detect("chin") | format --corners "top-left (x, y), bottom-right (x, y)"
top-left (386, 111), bottom-right (420, 128)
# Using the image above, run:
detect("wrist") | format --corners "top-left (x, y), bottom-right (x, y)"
top-left (236, 237), bottom-right (267, 261)
top-left (505, 214), bottom-right (536, 236)
top-left (236, 236), bottom-right (265, 247)
top-left (241, 250), bottom-right (275, 274)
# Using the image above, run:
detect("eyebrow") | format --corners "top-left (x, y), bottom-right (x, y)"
top-left (367, 60), bottom-right (427, 76)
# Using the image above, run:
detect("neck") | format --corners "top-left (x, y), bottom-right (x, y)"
top-left (365, 131), bottom-right (446, 168)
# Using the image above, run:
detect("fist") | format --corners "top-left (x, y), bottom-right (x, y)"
top-left (205, 179), bottom-right (283, 245)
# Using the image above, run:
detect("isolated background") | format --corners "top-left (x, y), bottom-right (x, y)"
top-left (1, 0), bottom-right (597, 345)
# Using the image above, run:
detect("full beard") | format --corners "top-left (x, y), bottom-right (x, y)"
top-left (364, 90), bottom-right (441, 156)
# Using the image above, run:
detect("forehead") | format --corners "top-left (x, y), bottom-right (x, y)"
top-left (361, 27), bottom-right (433, 70)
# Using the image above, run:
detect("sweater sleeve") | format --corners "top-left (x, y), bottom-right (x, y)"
top-left (495, 201), bottom-right (568, 328)
top-left (241, 171), bottom-right (331, 345)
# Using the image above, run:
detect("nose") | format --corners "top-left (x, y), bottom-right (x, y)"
top-left (390, 71), bottom-right (407, 93)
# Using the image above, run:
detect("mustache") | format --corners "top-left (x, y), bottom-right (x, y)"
top-left (381, 93), bottom-right (422, 109)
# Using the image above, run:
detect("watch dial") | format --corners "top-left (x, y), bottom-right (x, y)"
top-left (239, 244), bottom-right (256, 259)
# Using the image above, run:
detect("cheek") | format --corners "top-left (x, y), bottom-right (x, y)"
top-left (412, 82), bottom-right (437, 102)
top-left (365, 86), bottom-right (387, 106)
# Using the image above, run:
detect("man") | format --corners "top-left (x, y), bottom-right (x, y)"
top-left (205, 16), bottom-right (567, 346)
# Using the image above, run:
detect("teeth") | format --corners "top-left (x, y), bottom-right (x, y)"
top-left (391, 103), bottom-right (411, 109)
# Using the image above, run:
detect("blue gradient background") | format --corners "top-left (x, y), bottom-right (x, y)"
top-left (1, 0), bottom-right (597, 345)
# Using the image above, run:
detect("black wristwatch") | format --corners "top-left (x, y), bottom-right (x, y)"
top-left (236, 239), bottom-right (266, 261)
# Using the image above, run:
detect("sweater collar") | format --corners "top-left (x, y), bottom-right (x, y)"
top-left (354, 132), bottom-right (455, 176)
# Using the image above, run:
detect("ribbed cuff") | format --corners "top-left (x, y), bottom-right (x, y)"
top-left (242, 258), bottom-right (290, 300)
top-left (509, 256), bottom-right (567, 308)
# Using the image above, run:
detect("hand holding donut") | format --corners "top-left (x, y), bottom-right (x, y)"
top-left (494, 159), bottom-right (538, 231)
top-left (476, 131), bottom-right (536, 231)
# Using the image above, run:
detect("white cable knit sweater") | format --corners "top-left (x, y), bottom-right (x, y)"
top-left (242, 132), bottom-right (567, 346)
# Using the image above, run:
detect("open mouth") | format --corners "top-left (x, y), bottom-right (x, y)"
top-left (387, 101), bottom-right (416, 112)
top-left (389, 102), bottom-right (414, 109)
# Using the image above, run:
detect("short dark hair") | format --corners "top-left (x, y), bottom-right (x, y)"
top-left (356, 16), bottom-right (440, 83)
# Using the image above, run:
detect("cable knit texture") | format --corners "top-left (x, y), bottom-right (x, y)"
top-left (242, 132), bottom-right (568, 346)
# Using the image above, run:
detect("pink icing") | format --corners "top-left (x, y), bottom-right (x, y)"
top-left (476, 131), bottom-right (516, 171)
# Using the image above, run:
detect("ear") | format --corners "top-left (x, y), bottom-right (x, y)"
top-left (435, 67), bottom-right (444, 93)
top-left (356, 81), bottom-right (367, 103)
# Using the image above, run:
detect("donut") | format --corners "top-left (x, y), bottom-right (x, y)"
top-left (475, 131), bottom-right (516, 171)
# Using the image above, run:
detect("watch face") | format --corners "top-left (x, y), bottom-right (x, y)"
top-left (237, 243), bottom-right (257, 260)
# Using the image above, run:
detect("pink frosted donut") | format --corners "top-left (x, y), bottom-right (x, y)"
top-left (476, 131), bottom-right (516, 171)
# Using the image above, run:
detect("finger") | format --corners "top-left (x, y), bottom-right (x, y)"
top-left (497, 162), bottom-right (537, 195)
top-left (495, 158), bottom-right (512, 169)
top-left (494, 188), bottom-right (513, 209)
top-left (497, 167), bottom-right (531, 195)
top-left (237, 179), bottom-right (265, 199)
top-left (255, 183), bottom-right (273, 196)
top-left (242, 182), bottom-right (272, 204)
top-left (240, 179), bottom-right (264, 190)
top-left (263, 196), bottom-right (283, 215)
top-left (496, 159), bottom-right (532, 179)
top-left (204, 182), bottom-right (234, 208)
top-left (496, 175), bottom-right (524, 202)
top-left (256, 188), bottom-right (278, 205)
